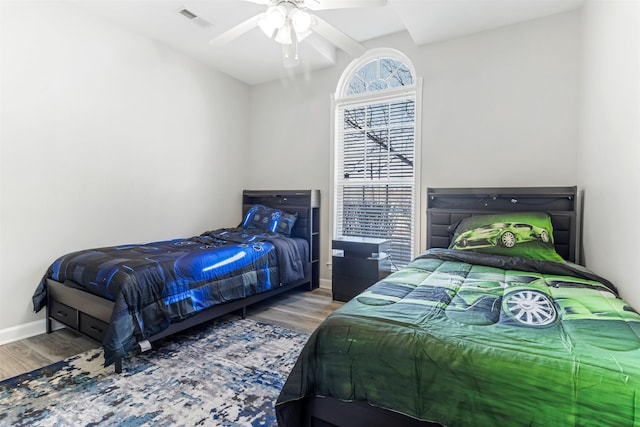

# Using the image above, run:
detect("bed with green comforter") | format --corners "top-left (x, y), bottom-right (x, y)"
top-left (276, 248), bottom-right (640, 426)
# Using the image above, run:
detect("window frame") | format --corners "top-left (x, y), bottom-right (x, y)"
top-left (330, 48), bottom-right (422, 267)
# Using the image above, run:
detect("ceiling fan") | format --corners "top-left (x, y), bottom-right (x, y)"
top-left (210, 0), bottom-right (387, 68)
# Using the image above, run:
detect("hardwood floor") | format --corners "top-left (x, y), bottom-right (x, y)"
top-left (0, 328), bottom-right (98, 381)
top-left (0, 286), bottom-right (342, 382)
top-left (248, 285), bottom-right (343, 334)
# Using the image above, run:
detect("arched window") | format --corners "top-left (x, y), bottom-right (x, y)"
top-left (344, 57), bottom-right (414, 96)
top-left (333, 49), bottom-right (420, 267)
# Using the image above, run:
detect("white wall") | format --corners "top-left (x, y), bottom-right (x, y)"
top-left (0, 1), bottom-right (250, 338)
top-left (579, 0), bottom-right (640, 309)
top-left (248, 11), bottom-right (582, 283)
top-left (418, 11), bottom-right (581, 188)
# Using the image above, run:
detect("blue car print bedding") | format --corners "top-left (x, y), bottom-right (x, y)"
top-left (32, 228), bottom-right (308, 366)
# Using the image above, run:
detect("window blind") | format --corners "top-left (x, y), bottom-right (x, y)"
top-left (335, 96), bottom-right (416, 266)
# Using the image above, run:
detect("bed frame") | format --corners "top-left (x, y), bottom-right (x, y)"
top-left (426, 186), bottom-right (579, 263)
top-left (45, 190), bottom-right (320, 373)
top-left (291, 186), bottom-right (579, 427)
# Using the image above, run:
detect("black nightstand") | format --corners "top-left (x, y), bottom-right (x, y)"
top-left (332, 237), bottom-right (391, 302)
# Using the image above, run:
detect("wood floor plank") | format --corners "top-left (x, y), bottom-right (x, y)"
top-left (0, 341), bottom-right (53, 380)
top-left (23, 329), bottom-right (99, 361)
top-left (249, 310), bottom-right (324, 334)
top-left (248, 287), bottom-right (343, 334)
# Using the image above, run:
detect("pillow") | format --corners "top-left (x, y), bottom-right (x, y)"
top-left (277, 211), bottom-right (298, 236)
top-left (241, 204), bottom-right (282, 233)
top-left (449, 212), bottom-right (565, 262)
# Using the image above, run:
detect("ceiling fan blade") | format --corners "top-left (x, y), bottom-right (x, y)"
top-left (209, 14), bottom-right (262, 46)
top-left (307, 0), bottom-right (387, 11)
top-left (242, 0), bottom-right (271, 4)
top-left (310, 15), bottom-right (366, 57)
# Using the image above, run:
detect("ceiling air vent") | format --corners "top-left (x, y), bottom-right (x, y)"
top-left (178, 8), bottom-right (212, 29)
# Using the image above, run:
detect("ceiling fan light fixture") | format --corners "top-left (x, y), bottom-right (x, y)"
top-left (257, 14), bottom-right (276, 38)
top-left (290, 8), bottom-right (311, 33)
top-left (210, 0), bottom-right (377, 69)
top-left (274, 24), bottom-right (293, 45)
top-left (265, 4), bottom-right (287, 29)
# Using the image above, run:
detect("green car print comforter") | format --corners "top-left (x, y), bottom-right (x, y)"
top-left (276, 249), bottom-right (640, 427)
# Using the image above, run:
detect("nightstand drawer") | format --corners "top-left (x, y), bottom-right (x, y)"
top-left (332, 256), bottom-right (388, 280)
top-left (49, 299), bottom-right (78, 329)
top-left (79, 313), bottom-right (109, 343)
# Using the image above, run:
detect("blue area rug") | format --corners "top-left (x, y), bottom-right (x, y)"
top-left (0, 317), bottom-right (309, 426)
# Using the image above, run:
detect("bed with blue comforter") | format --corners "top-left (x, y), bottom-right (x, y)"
top-left (32, 196), bottom-right (315, 369)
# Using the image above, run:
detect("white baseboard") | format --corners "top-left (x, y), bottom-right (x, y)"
top-left (0, 319), bottom-right (47, 346)
top-left (319, 278), bottom-right (331, 289)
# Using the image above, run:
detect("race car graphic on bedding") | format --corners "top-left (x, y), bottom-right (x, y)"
top-left (355, 257), bottom-right (640, 352)
top-left (452, 222), bottom-right (550, 249)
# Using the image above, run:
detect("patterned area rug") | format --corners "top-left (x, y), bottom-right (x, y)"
top-left (0, 317), bottom-right (309, 426)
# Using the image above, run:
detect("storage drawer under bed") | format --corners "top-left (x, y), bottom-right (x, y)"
top-left (79, 312), bottom-right (109, 342)
top-left (49, 299), bottom-right (78, 329)
top-left (47, 279), bottom-right (114, 343)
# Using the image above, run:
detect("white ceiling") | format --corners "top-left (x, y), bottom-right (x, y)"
top-left (74, 0), bottom-right (584, 85)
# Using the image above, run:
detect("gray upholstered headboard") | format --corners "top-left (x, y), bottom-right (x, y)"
top-left (426, 186), bottom-right (579, 263)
